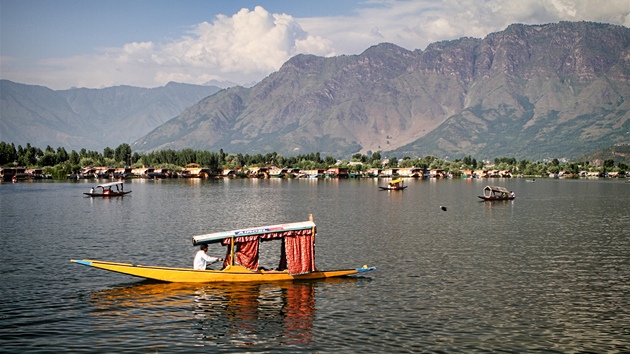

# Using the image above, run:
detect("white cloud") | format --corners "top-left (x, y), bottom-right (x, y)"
top-left (3, 1), bottom-right (629, 89)
top-left (300, 0), bottom-right (630, 53)
top-left (133, 6), bottom-right (334, 86)
top-left (3, 6), bottom-right (334, 89)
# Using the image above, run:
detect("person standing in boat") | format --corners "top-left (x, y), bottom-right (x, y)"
top-left (193, 244), bottom-right (223, 270)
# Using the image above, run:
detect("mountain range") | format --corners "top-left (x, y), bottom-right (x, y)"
top-left (132, 21), bottom-right (630, 160)
top-left (2, 21), bottom-right (630, 161)
top-left (0, 81), bottom-right (220, 151)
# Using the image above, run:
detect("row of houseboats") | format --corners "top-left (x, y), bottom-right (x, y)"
top-left (68, 165), bottom-right (453, 180)
top-left (2, 164), bottom-right (450, 181)
top-left (3, 164), bottom-right (627, 182)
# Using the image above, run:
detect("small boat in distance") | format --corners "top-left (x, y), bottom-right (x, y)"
top-left (71, 215), bottom-right (376, 283)
top-left (379, 178), bottom-right (407, 190)
top-left (478, 185), bottom-right (515, 201)
top-left (84, 181), bottom-right (131, 197)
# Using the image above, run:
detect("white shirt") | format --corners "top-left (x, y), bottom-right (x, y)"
top-left (194, 250), bottom-right (220, 270)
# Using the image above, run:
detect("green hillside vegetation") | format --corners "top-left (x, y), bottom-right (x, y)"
top-left (578, 143), bottom-right (630, 166)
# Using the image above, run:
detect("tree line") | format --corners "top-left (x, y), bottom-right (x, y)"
top-left (1, 141), bottom-right (627, 179)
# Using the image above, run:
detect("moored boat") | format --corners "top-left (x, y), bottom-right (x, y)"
top-left (71, 215), bottom-right (376, 283)
top-left (379, 178), bottom-right (407, 190)
top-left (478, 185), bottom-right (515, 201)
top-left (83, 181), bottom-right (131, 197)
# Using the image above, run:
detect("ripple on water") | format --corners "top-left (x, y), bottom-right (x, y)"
top-left (1, 179), bottom-right (629, 352)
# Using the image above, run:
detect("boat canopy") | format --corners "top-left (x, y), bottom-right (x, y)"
top-left (94, 181), bottom-right (125, 188)
top-left (193, 220), bottom-right (317, 275)
top-left (483, 185), bottom-right (509, 193)
top-left (482, 185), bottom-right (512, 198)
top-left (192, 221), bottom-right (316, 245)
top-left (389, 178), bottom-right (403, 185)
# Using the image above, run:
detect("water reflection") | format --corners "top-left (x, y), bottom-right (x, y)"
top-left (3, 179), bottom-right (629, 352)
top-left (89, 278), bottom-right (356, 350)
top-left (193, 282), bottom-right (316, 347)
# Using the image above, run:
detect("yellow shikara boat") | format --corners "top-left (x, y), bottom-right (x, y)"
top-left (379, 178), bottom-right (407, 190)
top-left (71, 215), bottom-right (375, 283)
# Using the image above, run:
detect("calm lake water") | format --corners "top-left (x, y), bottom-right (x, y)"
top-left (1, 177), bottom-right (629, 353)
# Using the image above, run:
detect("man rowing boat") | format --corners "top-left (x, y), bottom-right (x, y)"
top-left (193, 244), bottom-right (223, 270)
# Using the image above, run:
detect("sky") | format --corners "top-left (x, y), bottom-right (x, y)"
top-left (2, 0), bottom-right (630, 90)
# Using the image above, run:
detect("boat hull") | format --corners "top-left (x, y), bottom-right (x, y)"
top-left (379, 186), bottom-right (407, 190)
top-left (478, 196), bottom-right (514, 201)
top-left (71, 259), bottom-right (375, 283)
top-left (84, 191), bottom-right (132, 197)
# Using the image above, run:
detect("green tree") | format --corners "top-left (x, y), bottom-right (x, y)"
top-left (197, 151), bottom-right (219, 172)
top-left (219, 149), bottom-right (226, 166)
top-left (49, 161), bottom-right (73, 179)
top-left (131, 152), bottom-right (141, 165)
top-left (69, 150), bottom-right (80, 165)
top-left (38, 152), bottom-right (56, 166)
top-left (103, 147), bottom-right (114, 159)
top-left (80, 157), bottom-right (97, 167)
top-left (603, 159), bottom-right (614, 170)
top-left (398, 157), bottom-right (415, 168)
top-left (114, 144), bottom-right (132, 165)
top-left (0, 142), bottom-right (18, 165)
top-left (18, 143), bottom-right (40, 166)
top-left (517, 159), bottom-right (529, 173)
top-left (56, 147), bottom-right (69, 164)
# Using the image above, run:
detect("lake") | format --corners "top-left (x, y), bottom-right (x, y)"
top-left (1, 177), bottom-right (629, 353)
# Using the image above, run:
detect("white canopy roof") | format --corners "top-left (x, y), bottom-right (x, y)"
top-left (192, 220), bottom-right (316, 245)
top-left (94, 181), bottom-right (124, 188)
top-left (484, 185), bottom-right (509, 193)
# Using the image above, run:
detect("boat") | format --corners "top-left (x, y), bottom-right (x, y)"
top-left (379, 178), bottom-right (407, 190)
top-left (478, 185), bottom-right (515, 201)
top-left (71, 215), bottom-right (376, 283)
top-left (83, 181), bottom-right (131, 197)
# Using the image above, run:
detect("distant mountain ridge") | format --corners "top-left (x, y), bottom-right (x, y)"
top-left (2, 21), bottom-right (630, 161)
top-left (133, 21), bottom-right (630, 160)
top-left (0, 80), bottom-right (221, 151)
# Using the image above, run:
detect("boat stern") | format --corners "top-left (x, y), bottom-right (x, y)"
top-left (356, 265), bottom-right (377, 273)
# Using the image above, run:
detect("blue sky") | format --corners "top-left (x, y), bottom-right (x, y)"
top-left (2, 0), bottom-right (629, 90)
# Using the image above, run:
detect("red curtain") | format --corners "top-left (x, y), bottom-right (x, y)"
top-left (235, 240), bottom-right (259, 271)
top-left (219, 228), bottom-right (315, 274)
top-left (222, 244), bottom-right (232, 269)
top-left (284, 233), bottom-right (315, 275)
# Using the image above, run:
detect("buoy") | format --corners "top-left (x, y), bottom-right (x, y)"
top-left (440, 206), bottom-right (447, 211)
